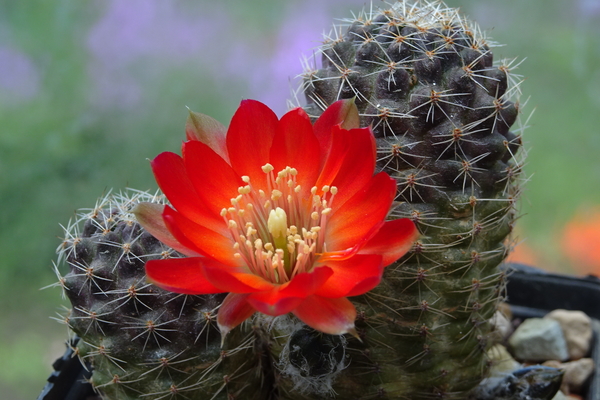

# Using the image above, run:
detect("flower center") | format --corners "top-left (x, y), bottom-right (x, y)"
top-left (220, 164), bottom-right (337, 284)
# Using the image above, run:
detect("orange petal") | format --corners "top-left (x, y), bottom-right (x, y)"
top-left (316, 125), bottom-right (376, 207)
top-left (359, 218), bottom-right (419, 266)
top-left (132, 202), bottom-right (200, 256)
top-left (313, 98), bottom-right (360, 155)
top-left (245, 266), bottom-right (333, 316)
top-left (314, 255), bottom-right (383, 298)
top-left (292, 295), bottom-right (357, 335)
top-left (217, 293), bottom-right (256, 337)
top-left (269, 108), bottom-right (322, 195)
top-left (145, 257), bottom-right (224, 295)
top-left (183, 140), bottom-right (243, 216)
top-left (151, 151), bottom-right (226, 235)
top-left (202, 259), bottom-right (274, 293)
top-left (326, 172), bottom-right (396, 251)
top-left (226, 100), bottom-right (278, 188)
top-left (185, 109), bottom-right (229, 162)
top-left (162, 206), bottom-right (239, 267)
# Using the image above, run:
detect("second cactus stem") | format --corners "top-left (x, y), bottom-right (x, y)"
top-left (291, 1), bottom-right (527, 398)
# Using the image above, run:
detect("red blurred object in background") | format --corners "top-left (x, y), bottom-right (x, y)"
top-left (562, 208), bottom-right (600, 277)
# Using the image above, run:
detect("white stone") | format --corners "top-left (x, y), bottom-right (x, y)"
top-left (489, 310), bottom-right (513, 341)
top-left (487, 344), bottom-right (521, 374)
top-left (551, 390), bottom-right (568, 400)
top-left (509, 318), bottom-right (569, 362)
top-left (546, 309), bottom-right (592, 360)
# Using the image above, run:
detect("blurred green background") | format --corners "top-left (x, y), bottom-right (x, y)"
top-left (1, 0), bottom-right (598, 398)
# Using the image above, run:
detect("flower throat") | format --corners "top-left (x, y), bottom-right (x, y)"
top-left (220, 164), bottom-right (337, 284)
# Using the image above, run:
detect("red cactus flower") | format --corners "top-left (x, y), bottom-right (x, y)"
top-left (134, 99), bottom-right (418, 337)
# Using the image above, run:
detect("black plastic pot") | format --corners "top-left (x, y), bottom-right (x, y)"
top-left (37, 338), bottom-right (95, 400)
top-left (504, 263), bottom-right (600, 400)
top-left (38, 263), bottom-right (599, 400)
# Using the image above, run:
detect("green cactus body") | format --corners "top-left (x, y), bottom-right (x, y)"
top-left (285, 0), bottom-right (526, 398)
top-left (55, 191), bottom-right (273, 400)
top-left (50, 1), bottom-right (527, 399)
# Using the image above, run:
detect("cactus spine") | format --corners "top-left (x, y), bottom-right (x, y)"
top-left (288, 0), bottom-right (527, 398)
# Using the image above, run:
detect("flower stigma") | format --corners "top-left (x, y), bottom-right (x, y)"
top-left (220, 163), bottom-right (338, 284)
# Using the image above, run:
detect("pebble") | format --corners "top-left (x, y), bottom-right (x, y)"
top-left (489, 310), bottom-right (513, 342)
top-left (487, 344), bottom-right (521, 374)
top-left (546, 309), bottom-right (592, 360)
top-left (562, 358), bottom-right (595, 393)
top-left (509, 318), bottom-right (569, 362)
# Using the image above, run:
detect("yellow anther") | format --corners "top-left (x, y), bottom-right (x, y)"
top-left (220, 208), bottom-right (228, 217)
top-left (322, 185), bottom-right (330, 193)
top-left (310, 226), bottom-right (321, 232)
top-left (259, 190), bottom-right (266, 197)
top-left (234, 253), bottom-right (242, 259)
top-left (287, 243), bottom-right (296, 253)
top-left (264, 243), bottom-right (274, 251)
top-left (289, 168), bottom-right (298, 176)
top-left (289, 225), bottom-right (298, 235)
top-left (271, 190), bottom-right (283, 201)
top-left (233, 242), bottom-right (240, 250)
top-left (254, 239), bottom-right (263, 250)
top-left (262, 163), bottom-right (274, 173)
top-left (264, 200), bottom-right (271, 209)
top-left (228, 207), bottom-right (236, 213)
top-left (238, 185), bottom-right (251, 194)
top-left (242, 176), bottom-right (250, 183)
top-left (287, 179), bottom-right (294, 187)
top-left (311, 212), bottom-right (319, 221)
top-left (295, 185), bottom-right (301, 193)
top-left (311, 186), bottom-right (318, 195)
top-left (238, 209), bottom-right (245, 217)
top-left (322, 208), bottom-right (332, 215)
top-left (228, 220), bottom-right (237, 229)
top-left (330, 186), bottom-right (338, 195)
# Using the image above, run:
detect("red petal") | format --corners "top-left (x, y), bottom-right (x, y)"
top-left (145, 257), bottom-right (224, 294)
top-left (226, 100), bottom-right (278, 188)
top-left (217, 293), bottom-right (256, 337)
top-left (315, 126), bottom-right (376, 208)
top-left (202, 259), bottom-right (274, 293)
top-left (314, 255), bottom-right (383, 298)
top-left (246, 294), bottom-right (304, 316)
top-left (246, 266), bottom-right (333, 316)
top-left (185, 109), bottom-right (229, 162)
top-left (183, 140), bottom-right (243, 216)
top-left (313, 99), bottom-right (360, 155)
top-left (359, 219), bottom-right (419, 266)
top-left (326, 172), bottom-right (396, 251)
top-left (133, 202), bottom-right (200, 256)
top-left (162, 206), bottom-right (239, 266)
top-left (292, 295), bottom-right (357, 335)
top-left (151, 152), bottom-right (226, 235)
top-left (269, 108), bottom-right (322, 194)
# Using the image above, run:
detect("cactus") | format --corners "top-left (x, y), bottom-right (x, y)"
top-left (53, 190), bottom-right (275, 400)
top-left (48, 1), bottom-right (529, 399)
top-left (284, 0), bottom-right (527, 398)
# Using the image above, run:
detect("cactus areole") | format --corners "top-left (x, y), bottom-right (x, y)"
top-left (134, 99), bottom-right (418, 338)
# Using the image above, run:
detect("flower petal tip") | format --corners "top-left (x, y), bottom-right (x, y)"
top-left (347, 326), bottom-right (362, 342)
